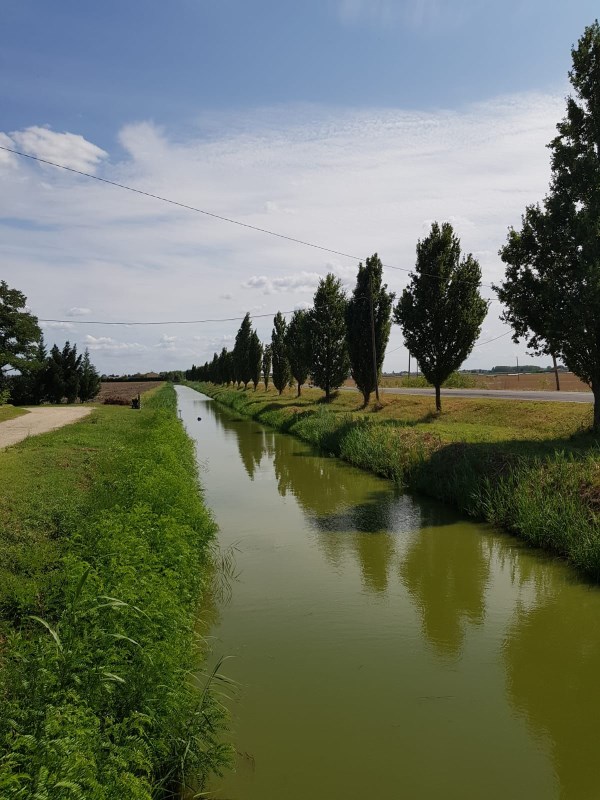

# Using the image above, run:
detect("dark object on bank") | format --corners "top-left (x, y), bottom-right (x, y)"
top-left (197, 416), bottom-right (201, 421)
top-left (131, 394), bottom-right (141, 410)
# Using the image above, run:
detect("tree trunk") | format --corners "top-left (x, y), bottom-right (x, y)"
top-left (362, 389), bottom-right (370, 408)
top-left (297, 383), bottom-right (301, 397)
top-left (552, 353), bottom-right (560, 391)
top-left (593, 382), bottom-right (600, 432)
top-left (435, 383), bottom-right (441, 413)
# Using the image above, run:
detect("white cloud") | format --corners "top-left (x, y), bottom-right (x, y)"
top-left (0, 91), bottom-right (566, 372)
top-left (42, 321), bottom-right (74, 331)
top-left (66, 307), bottom-right (92, 317)
top-left (84, 335), bottom-right (147, 355)
top-left (9, 126), bottom-right (108, 172)
top-left (0, 133), bottom-right (17, 168)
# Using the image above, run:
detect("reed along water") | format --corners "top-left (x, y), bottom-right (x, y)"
top-left (177, 386), bottom-right (600, 799)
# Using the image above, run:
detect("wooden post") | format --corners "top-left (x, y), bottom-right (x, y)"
top-left (552, 353), bottom-right (561, 391)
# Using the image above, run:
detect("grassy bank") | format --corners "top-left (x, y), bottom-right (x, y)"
top-left (191, 382), bottom-right (600, 580)
top-left (0, 405), bottom-right (28, 423)
top-left (0, 385), bottom-right (228, 798)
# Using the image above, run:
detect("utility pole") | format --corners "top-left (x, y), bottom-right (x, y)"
top-left (408, 352), bottom-right (411, 382)
top-left (552, 352), bottom-right (561, 391)
top-left (369, 270), bottom-right (380, 403)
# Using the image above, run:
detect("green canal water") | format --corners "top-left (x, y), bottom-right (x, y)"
top-left (177, 386), bottom-right (600, 800)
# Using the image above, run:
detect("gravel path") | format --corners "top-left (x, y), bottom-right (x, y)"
top-left (0, 407), bottom-right (93, 449)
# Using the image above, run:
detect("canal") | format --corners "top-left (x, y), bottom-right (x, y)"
top-left (177, 385), bottom-right (600, 799)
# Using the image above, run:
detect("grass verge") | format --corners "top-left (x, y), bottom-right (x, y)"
top-left (191, 382), bottom-right (600, 580)
top-left (0, 405), bottom-right (28, 423)
top-left (0, 385), bottom-right (229, 799)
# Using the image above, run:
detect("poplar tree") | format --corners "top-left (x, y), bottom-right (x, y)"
top-left (234, 312), bottom-right (253, 388)
top-left (285, 309), bottom-right (312, 397)
top-left (271, 312), bottom-right (291, 395)
top-left (346, 254), bottom-right (395, 406)
top-left (262, 344), bottom-right (272, 391)
top-left (394, 222), bottom-right (487, 413)
top-left (496, 22), bottom-right (600, 429)
top-left (248, 330), bottom-right (263, 390)
top-left (310, 274), bottom-right (349, 401)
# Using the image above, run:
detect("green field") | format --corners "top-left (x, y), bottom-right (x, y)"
top-left (193, 382), bottom-right (600, 580)
top-left (0, 386), bottom-right (228, 798)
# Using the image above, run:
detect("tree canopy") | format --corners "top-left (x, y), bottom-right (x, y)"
top-left (346, 254), bottom-right (395, 406)
top-left (285, 309), bottom-right (312, 397)
top-left (0, 280), bottom-right (41, 391)
top-left (271, 312), bottom-right (291, 395)
top-left (496, 21), bottom-right (600, 428)
top-left (394, 222), bottom-right (487, 412)
top-left (310, 274), bottom-right (349, 401)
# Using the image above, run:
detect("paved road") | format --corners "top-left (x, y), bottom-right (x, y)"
top-left (0, 406), bottom-right (93, 449)
top-left (341, 386), bottom-right (594, 404)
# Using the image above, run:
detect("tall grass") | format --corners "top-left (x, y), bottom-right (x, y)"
top-left (193, 382), bottom-right (600, 581)
top-left (0, 386), bottom-right (229, 798)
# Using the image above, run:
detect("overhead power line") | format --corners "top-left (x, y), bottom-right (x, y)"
top-left (39, 310), bottom-right (297, 326)
top-left (0, 144), bottom-right (495, 289)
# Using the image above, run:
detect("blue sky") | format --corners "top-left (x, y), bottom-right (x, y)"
top-left (1, 1), bottom-right (598, 373)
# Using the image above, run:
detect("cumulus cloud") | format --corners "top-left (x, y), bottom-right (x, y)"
top-left (84, 335), bottom-right (147, 354)
top-left (8, 126), bottom-right (108, 172)
top-left (42, 321), bottom-right (74, 331)
top-left (243, 271), bottom-right (322, 294)
top-left (0, 133), bottom-right (17, 168)
top-left (66, 307), bottom-right (92, 317)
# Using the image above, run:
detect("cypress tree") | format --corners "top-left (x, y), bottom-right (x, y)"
top-left (248, 330), bottom-right (263, 391)
top-left (310, 274), bottom-right (349, 401)
top-left (271, 312), bottom-right (291, 395)
top-left (285, 309), bottom-right (312, 397)
top-left (234, 312), bottom-right (253, 388)
top-left (262, 344), bottom-right (272, 391)
top-left (78, 348), bottom-right (100, 402)
top-left (346, 254), bottom-right (395, 406)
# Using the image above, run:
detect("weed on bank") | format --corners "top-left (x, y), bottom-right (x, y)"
top-left (0, 386), bottom-right (229, 799)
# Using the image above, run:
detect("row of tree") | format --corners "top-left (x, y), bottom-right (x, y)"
top-left (188, 234), bottom-right (487, 411)
top-left (0, 280), bottom-right (100, 404)
top-left (193, 22), bottom-right (600, 424)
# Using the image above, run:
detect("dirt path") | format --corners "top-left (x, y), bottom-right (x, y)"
top-left (0, 407), bottom-right (93, 449)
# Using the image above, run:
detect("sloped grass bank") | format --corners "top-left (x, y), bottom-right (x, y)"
top-left (0, 386), bottom-right (228, 799)
top-left (192, 382), bottom-right (600, 581)
top-left (0, 405), bottom-right (28, 423)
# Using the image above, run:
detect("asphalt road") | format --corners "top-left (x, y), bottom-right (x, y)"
top-left (341, 386), bottom-right (594, 404)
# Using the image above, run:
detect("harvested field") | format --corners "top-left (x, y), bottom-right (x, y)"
top-left (378, 372), bottom-right (590, 392)
top-left (97, 381), bottom-right (164, 404)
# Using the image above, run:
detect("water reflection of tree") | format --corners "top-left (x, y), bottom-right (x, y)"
top-left (399, 526), bottom-right (490, 658)
top-left (505, 584), bottom-right (600, 799)
top-left (202, 401), bottom-right (266, 479)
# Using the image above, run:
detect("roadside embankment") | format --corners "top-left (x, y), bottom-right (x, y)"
top-left (0, 385), bottom-right (228, 799)
top-left (191, 382), bottom-right (600, 580)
